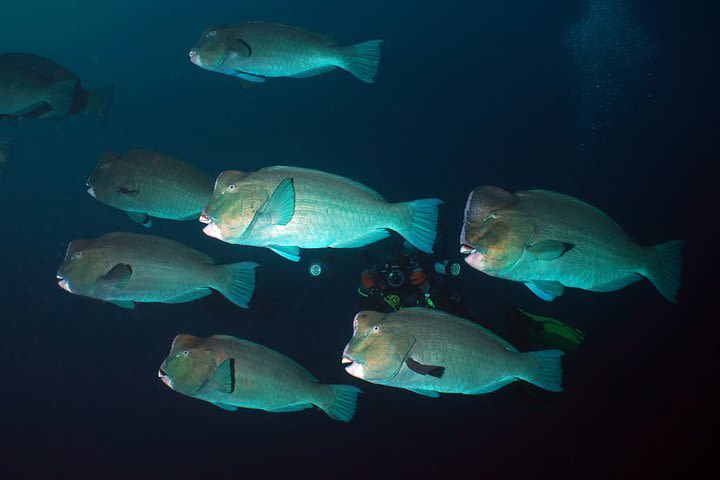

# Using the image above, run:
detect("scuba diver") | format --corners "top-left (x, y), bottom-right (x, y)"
top-left (357, 240), bottom-right (468, 315)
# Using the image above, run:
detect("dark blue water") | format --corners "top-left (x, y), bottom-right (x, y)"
top-left (1, 1), bottom-right (715, 477)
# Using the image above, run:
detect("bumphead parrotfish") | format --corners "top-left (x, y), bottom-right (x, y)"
top-left (201, 166), bottom-right (443, 261)
top-left (57, 232), bottom-right (257, 309)
top-left (159, 334), bottom-right (362, 422)
top-left (460, 186), bottom-right (684, 302)
top-left (189, 22), bottom-right (382, 83)
top-left (342, 308), bottom-right (564, 397)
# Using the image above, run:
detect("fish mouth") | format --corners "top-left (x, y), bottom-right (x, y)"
top-left (158, 368), bottom-right (174, 389)
top-left (460, 243), bottom-right (477, 255)
top-left (57, 275), bottom-right (71, 293)
top-left (86, 185), bottom-right (95, 198)
top-left (341, 354), bottom-right (365, 378)
top-left (460, 243), bottom-right (487, 255)
top-left (198, 211), bottom-right (211, 224)
top-left (189, 51), bottom-right (201, 66)
top-left (202, 222), bottom-right (224, 241)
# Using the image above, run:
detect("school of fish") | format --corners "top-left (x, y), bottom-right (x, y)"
top-left (0, 19), bottom-right (684, 423)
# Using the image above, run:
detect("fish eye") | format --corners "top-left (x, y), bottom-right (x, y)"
top-left (177, 350), bottom-right (190, 358)
top-left (100, 162), bottom-right (110, 170)
top-left (490, 210), bottom-right (501, 218)
top-left (207, 30), bottom-right (217, 37)
top-left (72, 252), bottom-right (82, 260)
top-left (227, 184), bottom-right (236, 191)
top-left (372, 325), bottom-right (380, 333)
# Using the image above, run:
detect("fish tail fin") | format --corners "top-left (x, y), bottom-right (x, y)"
top-left (340, 40), bottom-right (383, 83)
top-left (519, 349), bottom-right (564, 392)
top-left (393, 198), bottom-right (444, 254)
top-left (0, 137), bottom-right (13, 176)
top-left (85, 85), bottom-right (115, 124)
top-left (215, 261), bottom-right (258, 308)
top-left (316, 384), bottom-right (362, 422)
top-left (644, 240), bottom-right (684, 303)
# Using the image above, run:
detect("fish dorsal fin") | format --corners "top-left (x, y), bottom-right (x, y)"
top-left (205, 358), bottom-right (235, 394)
top-left (528, 190), bottom-right (622, 229)
top-left (260, 166), bottom-right (385, 201)
top-left (399, 307), bottom-right (520, 352)
top-left (245, 22), bottom-right (337, 45)
top-left (102, 263), bottom-right (132, 289)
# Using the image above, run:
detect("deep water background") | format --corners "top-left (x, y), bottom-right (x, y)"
top-left (1, 0), bottom-right (716, 478)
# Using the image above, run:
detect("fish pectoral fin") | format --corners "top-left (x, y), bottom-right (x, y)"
top-left (405, 358), bottom-right (445, 378)
top-left (526, 280), bottom-right (565, 301)
top-left (526, 240), bottom-right (575, 260)
top-left (331, 229), bottom-right (390, 248)
top-left (110, 299), bottom-right (135, 309)
top-left (102, 263), bottom-right (132, 289)
top-left (235, 38), bottom-right (253, 57)
top-left (287, 66), bottom-right (338, 78)
top-left (588, 273), bottom-right (643, 292)
top-left (258, 177), bottom-right (296, 226)
top-left (268, 245), bottom-right (301, 262)
top-left (234, 70), bottom-right (266, 83)
top-left (117, 186), bottom-right (140, 197)
top-left (408, 388), bottom-right (440, 398)
top-left (206, 358), bottom-right (235, 394)
top-left (127, 211), bottom-right (152, 228)
top-left (211, 402), bottom-right (238, 412)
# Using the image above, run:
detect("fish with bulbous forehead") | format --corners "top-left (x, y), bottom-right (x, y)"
top-left (159, 334), bottom-right (362, 422)
top-left (56, 232), bottom-right (257, 309)
top-left (188, 22), bottom-right (383, 83)
top-left (460, 186), bottom-right (684, 302)
top-left (0, 53), bottom-right (113, 122)
top-left (86, 149), bottom-right (213, 227)
top-left (200, 166), bottom-right (443, 261)
top-left (342, 308), bottom-right (564, 397)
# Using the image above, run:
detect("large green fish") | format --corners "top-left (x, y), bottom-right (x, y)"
top-left (159, 334), bottom-right (362, 422)
top-left (0, 53), bottom-right (113, 122)
top-left (342, 308), bottom-right (564, 397)
top-left (460, 186), bottom-right (684, 302)
top-left (189, 22), bottom-right (383, 83)
top-left (56, 232), bottom-right (257, 309)
top-left (200, 166), bottom-right (443, 261)
top-left (86, 149), bottom-right (213, 227)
